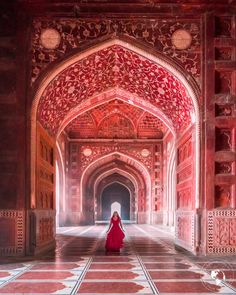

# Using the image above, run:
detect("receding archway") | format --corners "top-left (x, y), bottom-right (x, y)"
top-left (96, 173), bottom-right (136, 223)
top-left (101, 182), bottom-right (131, 221)
top-left (31, 38), bottom-right (200, 211)
top-left (30, 37), bottom-right (201, 256)
top-left (81, 152), bottom-right (150, 224)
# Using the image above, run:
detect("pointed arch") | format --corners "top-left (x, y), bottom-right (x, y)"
top-left (31, 38), bottom-right (200, 212)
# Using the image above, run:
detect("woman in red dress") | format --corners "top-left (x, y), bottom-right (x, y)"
top-left (105, 211), bottom-right (125, 252)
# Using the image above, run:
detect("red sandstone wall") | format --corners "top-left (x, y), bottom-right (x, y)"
top-left (0, 4), bottom-right (27, 255)
top-left (0, 2), bottom-right (235, 256)
top-left (203, 15), bottom-right (236, 255)
top-left (175, 127), bottom-right (196, 252)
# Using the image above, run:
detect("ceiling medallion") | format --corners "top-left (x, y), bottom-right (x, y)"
top-left (40, 28), bottom-right (61, 50)
top-left (171, 29), bottom-right (192, 50)
top-left (141, 149), bottom-right (150, 157)
top-left (82, 148), bottom-right (92, 157)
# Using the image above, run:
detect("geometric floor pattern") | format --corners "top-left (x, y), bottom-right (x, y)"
top-left (0, 224), bottom-right (236, 294)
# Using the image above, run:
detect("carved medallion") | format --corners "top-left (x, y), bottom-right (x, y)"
top-left (171, 29), bottom-right (192, 50)
top-left (40, 28), bottom-right (61, 49)
top-left (82, 148), bottom-right (92, 157)
top-left (141, 149), bottom-right (150, 157)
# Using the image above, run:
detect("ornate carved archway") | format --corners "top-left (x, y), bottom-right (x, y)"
top-left (31, 38), bottom-right (200, 210)
top-left (30, 37), bottom-right (201, 255)
top-left (81, 152), bottom-right (150, 224)
top-left (95, 170), bottom-right (138, 222)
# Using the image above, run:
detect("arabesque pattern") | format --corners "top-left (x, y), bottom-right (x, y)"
top-left (38, 45), bottom-right (193, 135)
top-left (32, 18), bottom-right (201, 83)
top-left (65, 99), bottom-right (168, 139)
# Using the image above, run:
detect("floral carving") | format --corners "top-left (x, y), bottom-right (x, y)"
top-left (215, 47), bottom-right (232, 61)
top-left (215, 128), bottom-right (232, 151)
top-left (215, 16), bottom-right (232, 37)
top-left (214, 218), bottom-right (236, 246)
top-left (215, 104), bottom-right (233, 117)
top-left (176, 215), bottom-right (192, 243)
top-left (215, 186), bottom-right (231, 208)
top-left (38, 217), bottom-right (54, 245)
top-left (208, 210), bottom-right (236, 254)
top-left (97, 114), bottom-right (135, 139)
top-left (79, 143), bottom-right (155, 171)
top-left (177, 187), bottom-right (192, 209)
top-left (38, 45), bottom-right (193, 135)
top-left (66, 99), bottom-right (168, 139)
top-left (32, 18), bottom-right (201, 83)
top-left (215, 71), bottom-right (232, 94)
top-left (177, 137), bottom-right (192, 164)
top-left (215, 162), bottom-right (232, 174)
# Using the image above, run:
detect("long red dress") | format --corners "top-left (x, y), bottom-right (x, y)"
top-left (105, 217), bottom-right (125, 251)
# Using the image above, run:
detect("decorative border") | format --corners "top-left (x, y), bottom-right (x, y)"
top-left (0, 210), bottom-right (24, 256)
top-left (207, 209), bottom-right (236, 255)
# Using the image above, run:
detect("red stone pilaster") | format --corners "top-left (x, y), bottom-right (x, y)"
top-left (0, 3), bottom-right (29, 256)
top-left (203, 13), bottom-right (236, 255)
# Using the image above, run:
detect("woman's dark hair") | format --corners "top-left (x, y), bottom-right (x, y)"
top-left (112, 211), bottom-right (120, 219)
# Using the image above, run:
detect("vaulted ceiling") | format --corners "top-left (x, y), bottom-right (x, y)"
top-left (37, 44), bottom-right (193, 136)
top-left (65, 99), bottom-right (168, 139)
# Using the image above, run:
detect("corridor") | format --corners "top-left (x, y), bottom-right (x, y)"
top-left (0, 225), bottom-right (235, 294)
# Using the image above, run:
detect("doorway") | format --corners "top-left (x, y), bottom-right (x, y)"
top-left (101, 182), bottom-right (130, 221)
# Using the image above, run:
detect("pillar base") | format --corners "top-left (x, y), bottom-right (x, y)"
top-left (0, 210), bottom-right (25, 256)
top-left (27, 209), bottom-right (56, 256)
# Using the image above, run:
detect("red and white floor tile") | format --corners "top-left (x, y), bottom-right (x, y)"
top-left (0, 224), bottom-right (235, 294)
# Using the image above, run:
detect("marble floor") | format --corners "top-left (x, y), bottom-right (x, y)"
top-left (0, 224), bottom-right (236, 294)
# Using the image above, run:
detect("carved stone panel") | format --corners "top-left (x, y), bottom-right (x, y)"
top-left (215, 47), bottom-right (232, 61)
top-left (29, 209), bottom-right (56, 255)
top-left (215, 185), bottom-right (231, 208)
top-left (177, 137), bottom-right (192, 165)
top-left (215, 104), bottom-right (233, 117)
top-left (215, 71), bottom-right (232, 94)
top-left (79, 143), bottom-right (155, 171)
top-left (215, 162), bottom-right (232, 174)
top-left (36, 124), bottom-right (55, 210)
top-left (0, 210), bottom-right (24, 256)
top-left (208, 210), bottom-right (236, 254)
top-left (177, 187), bottom-right (192, 209)
top-left (175, 210), bottom-right (195, 252)
top-left (215, 16), bottom-right (233, 37)
top-left (215, 128), bottom-right (232, 151)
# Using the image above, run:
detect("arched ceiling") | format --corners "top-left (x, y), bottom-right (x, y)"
top-left (85, 158), bottom-right (146, 189)
top-left (37, 44), bottom-right (193, 135)
top-left (98, 173), bottom-right (135, 193)
top-left (82, 153), bottom-right (150, 194)
top-left (65, 99), bottom-right (168, 139)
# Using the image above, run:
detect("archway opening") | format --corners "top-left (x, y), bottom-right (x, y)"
top-left (30, 38), bottom-right (200, 255)
top-left (101, 183), bottom-right (130, 221)
top-left (111, 202), bottom-right (121, 219)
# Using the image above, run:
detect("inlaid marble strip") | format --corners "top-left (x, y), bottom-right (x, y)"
top-left (125, 226), bottom-right (159, 295)
top-left (71, 226), bottom-right (107, 294)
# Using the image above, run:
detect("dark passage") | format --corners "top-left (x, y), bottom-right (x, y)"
top-left (101, 182), bottom-right (130, 220)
